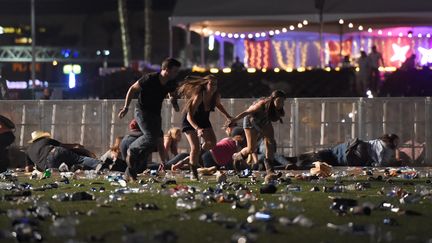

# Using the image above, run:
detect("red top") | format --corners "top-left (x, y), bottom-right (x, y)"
top-left (211, 138), bottom-right (237, 166)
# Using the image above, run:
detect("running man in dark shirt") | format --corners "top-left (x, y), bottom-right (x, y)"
top-left (118, 58), bottom-right (181, 181)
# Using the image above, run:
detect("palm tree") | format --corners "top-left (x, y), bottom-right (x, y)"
top-left (118, 0), bottom-right (131, 67)
top-left (144, 0), bottom-right (152, 64)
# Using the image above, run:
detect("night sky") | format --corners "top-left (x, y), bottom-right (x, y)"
top-left (0, 0), bottom-right (176, 15)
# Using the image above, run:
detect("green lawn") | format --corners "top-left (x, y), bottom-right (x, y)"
top-left (0, 169), bottom-right (431, 243)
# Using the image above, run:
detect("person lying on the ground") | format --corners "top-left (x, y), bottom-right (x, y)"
top-left (298, 133), bottom-right (401, 167)
top-left (164, 127), bottom-right (182, 158)
top-left (25, 131), bottom-right (102, 172)
top-left (141, 127), bottom-right (189, 172)
top-left (253, 137), bottom-right (296, 170)
top-left (101, 136), bottom-right (123, 162)
top-left (0, 114), bottom-right (15, 172)
top-left (98, 136), bottom-right (127, 172)
top-left (122, 127), bottom-right (187, 173)
top-left (163, 127), bottom-right (189, 167)
top-left (169, 127), bottom-right (246, 172)
top-left (398, 140), bottom-right (425, 164)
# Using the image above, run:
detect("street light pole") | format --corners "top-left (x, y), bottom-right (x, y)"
top-left (315, 0), bottom-right (325, 68)
top-left (31, 0), bottom-right (36, 98)
top-left (339, 19), bottom-right (344, 59)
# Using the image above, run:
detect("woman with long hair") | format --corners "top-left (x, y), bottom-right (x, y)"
top-left (178, 75), bottom-right (231, 180)
top-left (163, 127), bottom-right (182, 158)
top-left (100, 136), bottom-right (124, 162)
top-left (162, 127), bottom-right (190, 169)
top-left (228, 90), bottom-right (286, 176)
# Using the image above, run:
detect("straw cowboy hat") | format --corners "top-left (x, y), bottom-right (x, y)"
top-left (28, 131), bottom-right (51, 143)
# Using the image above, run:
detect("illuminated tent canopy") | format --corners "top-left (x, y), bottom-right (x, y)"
top-left (171, 0), bottom-right (432, 68)
top-left (172, 0), bottom-right (432, 33)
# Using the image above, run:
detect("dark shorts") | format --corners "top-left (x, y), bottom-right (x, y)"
top-left (243, 116), bottom-right (269, 132)
top-left (181, 114), bottom-right (212, 133)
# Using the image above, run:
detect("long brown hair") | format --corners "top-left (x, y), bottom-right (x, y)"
top-left (110, 136), bottom-right (123, 154)
top-left (177, 75), bottom-right (219, 114)
top-left (265, 90), bottom-right (286, 123)
top-left (164, 127), bottom-right (181, 140)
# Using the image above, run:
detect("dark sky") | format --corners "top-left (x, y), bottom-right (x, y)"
top-left (0, 0), bottom-right (176, 15)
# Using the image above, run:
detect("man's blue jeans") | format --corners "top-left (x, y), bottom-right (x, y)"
top-left (127, 108), bottom-right (162, 171)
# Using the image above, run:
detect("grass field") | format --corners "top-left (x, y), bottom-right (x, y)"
top-left (0, 168), bottom-right (431, 243)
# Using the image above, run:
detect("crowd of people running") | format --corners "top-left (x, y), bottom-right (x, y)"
top-left (0, 57), bottom-right (404, 181)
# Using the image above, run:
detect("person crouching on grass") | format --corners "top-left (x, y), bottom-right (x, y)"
top-left (228, 90), bottom-right (286, 178)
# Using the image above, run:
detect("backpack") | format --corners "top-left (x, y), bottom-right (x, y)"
top-left (345, 138), bottom-right (370, 166)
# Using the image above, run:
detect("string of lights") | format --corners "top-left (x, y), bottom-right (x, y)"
top-left (338, 19), bottom-right (432, 38)
top-left (202, 20), bottom-right (309, 39)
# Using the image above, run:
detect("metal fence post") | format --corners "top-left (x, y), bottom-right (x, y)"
top-left (38, 100), bottom-right (43, 130)
top-left (382, 101), bottom-right (387, 134)
top-left (101, 100), bottom-right (109, 155)
top-left (425, 97), bottom-right (431, 165)
top-left (290, 98), bottom-right (299, 156)
top-left (50, 104), bottom-right (56, 138)
top-left (357, 97), bottom-right (365, 140)
top-left (320, 102), bottom-right (326, 145)
top-left (80, 104), bottom-right (87, 145)
top-left (19, 104), bottom-right (26, 147)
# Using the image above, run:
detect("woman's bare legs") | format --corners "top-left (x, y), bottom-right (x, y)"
top-left (171, 155), bottom-right (190, 171)
top-left (201, 128), bottom-right (217, 151)
top-left (233, 128), bottom-right (258, 169)
top-left (184, 130), bottom-right (200, 180)
top-left (261, 123), bottom-right (281, 176)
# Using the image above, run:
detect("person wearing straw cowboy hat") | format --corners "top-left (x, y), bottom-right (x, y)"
top-left (26, 130), bottom-right (102, 171)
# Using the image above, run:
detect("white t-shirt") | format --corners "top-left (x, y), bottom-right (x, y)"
top-left (367, 139), bottom-right (396, 166)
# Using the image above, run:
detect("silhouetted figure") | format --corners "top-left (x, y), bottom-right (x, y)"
top-left (401, 54), bottom-right (416, 71)
top-left (368, 46), bottom-right (384, 94)
top-left (357, 51), bottom-right (370, 95)
top-left (231, 56), bottom-right (246, 72)
top-left (41, 88), bottom-right (52, 100)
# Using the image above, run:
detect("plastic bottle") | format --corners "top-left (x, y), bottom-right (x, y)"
top-left (284, 185), bottom-right (301, 192)
top-left (43, 169), bottom-right (51, 179)
top-left (323, 185), bottom-right (344, 193)
top-left (7, 209), bottom-right (25, 219)
top-left (279, 194), bottom-right (303, 203)
top-left (175, 198), bottom-right (198, 210)
top-left (293, 215), bottom-right (313, 227)
top-left (254, 211), bottom-right (272, 221)
top-left (50, 217), bottom-right (78, 237)
top-left (0, 182), bottom-right (14, 190)
top-left (84, 170), bottom-right (97, 179)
